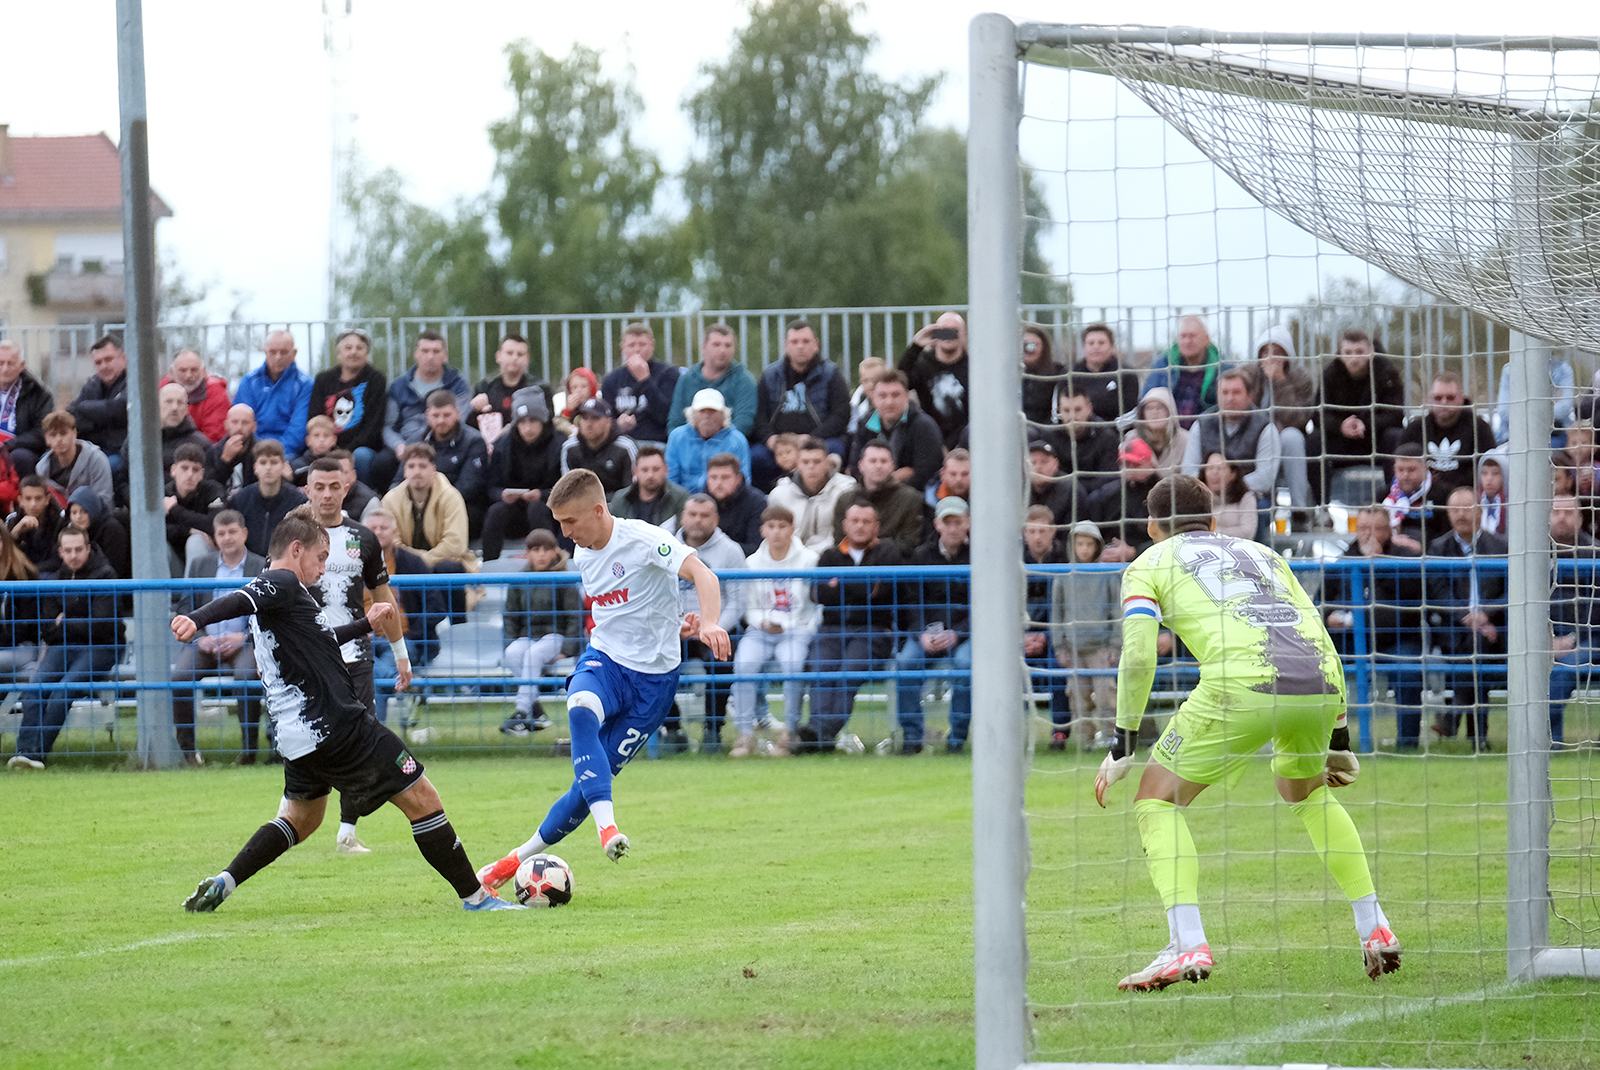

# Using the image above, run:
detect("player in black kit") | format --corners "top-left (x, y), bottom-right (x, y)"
top-left (304, 459), bottom-right (411, 854)
top-left (174, 512), bottom-right (522, 912)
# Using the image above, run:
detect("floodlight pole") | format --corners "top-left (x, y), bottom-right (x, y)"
top-left (117, 0), bottom-right (180, 769)
top-left (968, 13), bottom-right (1029, 1070)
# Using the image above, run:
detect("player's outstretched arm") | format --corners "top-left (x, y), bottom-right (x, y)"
top-left (679, 555), bottom-right (730, 660)
top-left (174, 589), bottom-right (258, 643)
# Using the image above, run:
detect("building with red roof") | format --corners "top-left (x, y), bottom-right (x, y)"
top-left (0, 125), bottom-right (172, 333)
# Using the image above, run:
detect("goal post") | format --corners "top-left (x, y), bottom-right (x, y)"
top-left (968, 16), bottom-right (1600, 1070)
top-left (968, 14), bottom-right (1029, 1070)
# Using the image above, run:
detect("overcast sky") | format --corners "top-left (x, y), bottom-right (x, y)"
top-left (2, 1), bottom-right (1588, 327)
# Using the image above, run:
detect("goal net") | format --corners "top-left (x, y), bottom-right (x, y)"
top-left (966, 20), bottom-right (1600, 1070)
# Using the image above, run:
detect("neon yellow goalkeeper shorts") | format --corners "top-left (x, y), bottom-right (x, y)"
top-left (1150, 686), bottom-right (1345, 788)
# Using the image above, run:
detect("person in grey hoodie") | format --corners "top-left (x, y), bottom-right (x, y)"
top-left (38, 410), bottom-right (113, 509)
top-left (1123, 387), bottom-right (1187, 483)
top-left (1049, 520), bottom-right (1122, 749)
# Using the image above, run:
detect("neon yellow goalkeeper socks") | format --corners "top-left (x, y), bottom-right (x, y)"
top-left (1134, 797), bottom-right (1199, 911)
top-left (1289, 785), bottom-right (1376, 901)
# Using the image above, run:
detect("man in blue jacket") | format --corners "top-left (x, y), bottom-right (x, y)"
top-left (666, 389), bottom-right (751, 493)
top-left (233, 330), bottom-right (314, 457)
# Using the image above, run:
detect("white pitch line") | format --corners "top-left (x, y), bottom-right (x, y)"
top-left (1179, 980), bottom-right (1518, 1065)
top-left (0, 919), bottom-right (330, 971)
top-left (0, 929), bottom-right (217, 970)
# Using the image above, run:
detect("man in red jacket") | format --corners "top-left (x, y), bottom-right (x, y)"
top-left (161, 349), bottom-right (232, 443)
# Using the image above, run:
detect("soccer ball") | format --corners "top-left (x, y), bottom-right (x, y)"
top-left (513, 853), bottom-right (574, 907)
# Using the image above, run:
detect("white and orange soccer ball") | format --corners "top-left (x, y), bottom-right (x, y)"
top-left (513, 853), bottom-right (574, 907)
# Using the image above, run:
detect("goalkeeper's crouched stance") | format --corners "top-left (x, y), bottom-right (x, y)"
top-left (1094, 475), bottom-right (1401, 992)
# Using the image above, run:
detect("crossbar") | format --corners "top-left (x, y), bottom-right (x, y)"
top-left (1017, 24), bottom-right (1600, 51)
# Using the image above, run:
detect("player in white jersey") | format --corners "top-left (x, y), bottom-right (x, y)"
top-left (475, 468), bottom-right (730, 886)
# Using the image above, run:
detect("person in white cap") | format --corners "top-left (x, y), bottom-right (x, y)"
top-left (665, 388), bottom-right (751, 493)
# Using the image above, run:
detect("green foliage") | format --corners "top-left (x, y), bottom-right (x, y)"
top-left (7, 737), bottom-right (1600, 1068)
top-left (336, 2), bottom-right (1067, 318)
top-left (2, 758), bottom-right (977, 1070)
top-left (336, 164), bottom-right (503, 319)
top-left (491, 42), bottom-right (690, 314)
top-left (681, 0), bottom-right (945, 309)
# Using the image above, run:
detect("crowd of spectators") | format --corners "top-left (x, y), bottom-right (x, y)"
top-left (2, 311), bottom-right (1592, 767)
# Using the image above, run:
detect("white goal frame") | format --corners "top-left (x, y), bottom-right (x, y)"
top-left (966, 16), bottom-right (1600, 1070)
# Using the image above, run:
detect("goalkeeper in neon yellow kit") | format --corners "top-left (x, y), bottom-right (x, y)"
top-left (1094, 474), bottom-right (1401, 991)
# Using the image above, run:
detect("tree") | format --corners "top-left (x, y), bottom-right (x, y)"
top-left (491, 42), bottom-right (690, 313)
top-left (682, 0), bottom-right (941, 309)
top-left (337, 46), bottom-right (688, 319)
top-left (335, 163), bottom-right (502, 319)
top-left (683, 0), bottom-right (1065, 310)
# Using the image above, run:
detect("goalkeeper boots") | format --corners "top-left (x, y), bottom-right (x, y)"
top-left (1117, 942), bottom-right (1213, 991)
top-left (1362, 926), bottom-right (1402, 979)
top-left (476, 852), bottom-right (522, 892)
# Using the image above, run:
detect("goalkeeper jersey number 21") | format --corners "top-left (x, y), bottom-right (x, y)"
top-left (1120, 531), bottom-right (1343, 706)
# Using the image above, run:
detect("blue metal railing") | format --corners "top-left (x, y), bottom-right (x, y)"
top-left (0, 557), bottom-right (1558, 758)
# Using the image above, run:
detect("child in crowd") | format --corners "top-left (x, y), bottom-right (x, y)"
top-left (1022, 505), bottom-right (1073, 750)
top-left (1203, 451), bottom-right (1258, 540)
top-left (1478, 451), bottom-right (1507, 536)
top-left (292, 416), bottom-right (339, 486)
top-left (553, 367), bottom-right (599, 438)
top-left (499, 529), bottom-right (583, 736)
top-left (847, 357), bottom-right (886, 437)
top-left (731, 504), bottom-right (819, 757)
top-left (770, 433), bottom-right (801, 485)
top-left (1049, 520), bottom-right (1120, 750)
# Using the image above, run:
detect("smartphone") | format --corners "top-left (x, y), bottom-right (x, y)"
top-left (930, 328), bottom-right (959, 341)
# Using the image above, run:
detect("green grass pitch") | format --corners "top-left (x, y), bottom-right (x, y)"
top-left (3, 742), bottom-right (1598, 1069)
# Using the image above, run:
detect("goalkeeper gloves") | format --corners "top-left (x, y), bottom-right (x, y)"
top-left (1094, 728), bottom-right (1140, 808)
top-left (1325, 724), bottom-right (1359, 787)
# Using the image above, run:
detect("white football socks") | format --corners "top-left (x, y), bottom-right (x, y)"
top-left (590, 800), bottom-right (616, 834)
top-left (216, 872), bottom-right (237, 897)
top-left (1352, 893), bottom-right (1390, 940)
top-left (463, 887), bottom-right (491, 905)
top-left (1168, 904), bottom-right (1207, 950)
top-left (515, 833), bottom-right (551, 864)
top-left (337, 822), bottom-right (357, 841)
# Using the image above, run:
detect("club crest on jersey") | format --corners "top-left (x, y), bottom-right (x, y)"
top-left (345, 534), bottom-right (361, 560)
top-left (396, 752), bottom-right (417, 775)
top-left (612, 562), bottom-right (626, 578)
